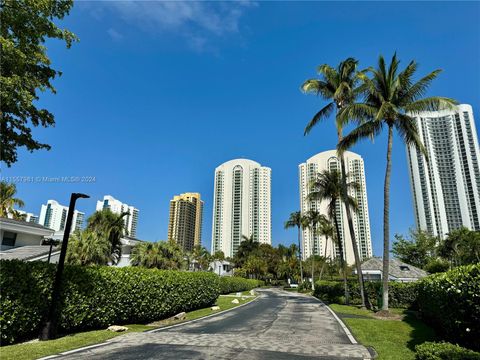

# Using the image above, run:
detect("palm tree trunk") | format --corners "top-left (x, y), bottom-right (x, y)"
top-left (338, 129), bottom-right (367, 308)
top-left (311, 241), bottom-right (315, 290)
top-left (382, 125), bottom-right (394, 312)
top-left (332, 208), bottom-right (348, 305)
top-left (311, 222), bottom-right (316, 290)
top-left (298, 225), bottom-right (304, 283)
top-left (319, 235), bottom-right (328, 280)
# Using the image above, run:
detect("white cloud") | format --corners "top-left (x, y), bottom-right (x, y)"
top-left (107, 28), bottom-right (123, 41)
top-left (82, 1), bottom-right (255, 51)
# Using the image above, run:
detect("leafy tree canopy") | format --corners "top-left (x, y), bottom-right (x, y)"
top-left (392, 228), bottom-right (438, 269)
top-left (1, 0), bottom-right (77, 166)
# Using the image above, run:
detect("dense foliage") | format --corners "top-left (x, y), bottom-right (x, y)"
top-left (218, 277), bottom-right (263, 294)
top-left (0, 0), bottom-right (77, 166)
top-left (393, 228), bottom-right (480, 271)
top-left (417, 264), bottom-right (480, 350)
top-left (392, 229), bottom-right (438, 269)
top-left (130, 241), bottom-right (185, 270)
top-left (87, 209), bottom-right (129, 264)
top-left (314, 280), bottom-right (419, 309)
top-left (415, 342), bottom-right (480, 360)
top-left (66, 230), bottom-right (111, 266)
top-left (0, 259), bottom-right (220, 345)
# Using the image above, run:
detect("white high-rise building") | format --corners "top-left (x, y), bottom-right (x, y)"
top-left (406, 104), bottom-right (480, 238)
top-left (96, 195), bottom-right (139, 238)
top-left (211, 159), bottom-right (271, 257)
top-left (39, 200), bottom-right (84, 233)
top-left (299, 150), bottom-right (373, 264)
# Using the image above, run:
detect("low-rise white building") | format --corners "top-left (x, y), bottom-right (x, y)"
top-left (116, 237), bottom-right (143, 267)
top-left (209, 260), bottom-right (233, 276)
top-left (0, 217), bottom-right (58, 261)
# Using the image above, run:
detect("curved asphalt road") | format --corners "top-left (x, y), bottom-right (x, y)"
top-left (55, 289), bottom-right (372, 360)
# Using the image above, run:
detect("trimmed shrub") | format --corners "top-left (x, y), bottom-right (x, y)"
top-left (0, 260), bottom-right (220, 345)
top-left (314, 280), bottom-right (345, 303)
top-left (314, 279), bottom-right (419, 309)
top-left (415, 342), bottom-right (480, 360)
top-left (218, 276), bottom-right (263, 294)
top-left (417, 264), bottom-right (480, 351)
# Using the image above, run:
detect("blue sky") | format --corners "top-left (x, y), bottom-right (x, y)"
top-left (3, 1), bottom-right (479, 255)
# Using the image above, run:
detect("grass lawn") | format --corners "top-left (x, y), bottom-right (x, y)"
top-left (330, 304), bottom-right (436, 360)
top-left (0, 295), bottom-right (256, 360)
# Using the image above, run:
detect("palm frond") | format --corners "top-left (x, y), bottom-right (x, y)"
top-left (337, 120), bottom-right (382, 154)
top-left (339, 58), bottom-right (359, 80)
top-left (337, 103), bottom-right (376, 128)
top-left (400, 69), bottom-right (442, 104)
top-left (317, 64), bottom-right (338, 87)
top-left (397, 60), bottom-right (417, 90)
top-left (304, 102), bottom-right (335, 135)
top-left (301, 79), bottom-right (335, 99)
top-left (395, 114), bottom-right (427, 158)
top-left (404, 96), bottom-right (458, 114)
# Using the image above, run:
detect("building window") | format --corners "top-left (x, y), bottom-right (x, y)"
top-left (2, 231), bottom-right (17, 247)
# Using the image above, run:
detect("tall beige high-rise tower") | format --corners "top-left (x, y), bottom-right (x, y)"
top-left (168, 193), bottom-right (203, 252)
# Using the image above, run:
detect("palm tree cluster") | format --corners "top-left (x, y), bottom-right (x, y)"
top-left (66, 209), bottom-right (129, 266)
top-left (130, 241), bottom-right (185, 270)
top-left (302, 53), bottom-right (456, 311)
top-left (231, 234), bottom-right (338, 283)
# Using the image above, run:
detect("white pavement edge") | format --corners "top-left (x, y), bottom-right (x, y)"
top-left (37, 293), bottom-right (262, 360)
top-left (308, 294), bottom-right (358, 344)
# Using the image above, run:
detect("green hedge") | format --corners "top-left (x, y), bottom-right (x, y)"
top-left (314, 279), bottom-right (419, 309)
top-left (0, 259), bottom-right (220, 345)
top-left (415, 342), bottom-right (480, 360)
top-left (417, 264), bottom-right (480, 351)
top-left (218, 276), bottom-right (263, 294)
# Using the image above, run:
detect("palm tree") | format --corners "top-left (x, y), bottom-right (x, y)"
top-left (192, 244), bottom-right (211, 270)
top-left (0, 181), bottom-right (25, 218)
top-left (308, 169), bottom-right (358, 304)
top-left (244, 256), bottom-right (268, 279)
top-left (66, 230), bottom-right (111, 266)
top-left (304, 210), bottom-right (325, 289)
top-left (87, 209), bottom-right (129, 265)
top-left (317, 216), bottom-right (335, 280)
top-left (302, 57), bottom-right (368, 308)
top-left (10, 209), bottom-right (27, 221)
top-left (337, 53), bottom-right (457, 311)
top-left (235, 234), bottom-right (260, 267)
top-left (131, 241), bottom-right (185, 269)
top-left (284, 211), bottom-right (309, 283)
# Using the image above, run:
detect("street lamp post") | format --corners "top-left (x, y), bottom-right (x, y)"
top-left (40, 192), bottom-right (89, 340)
top-left (41, 238), bottom-right (60, 263)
